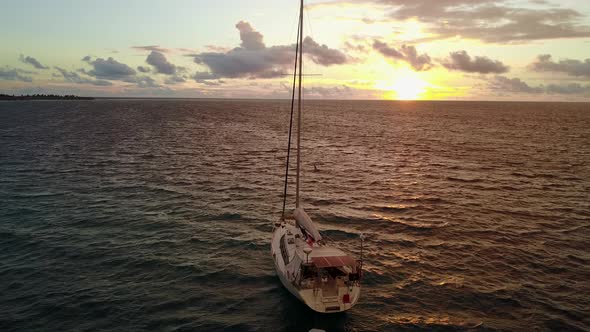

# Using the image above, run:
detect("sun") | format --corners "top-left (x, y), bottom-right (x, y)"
top-left (390, 75), bottom-right (427, 100)
top-left (376, 67), bottom-right (429, 100)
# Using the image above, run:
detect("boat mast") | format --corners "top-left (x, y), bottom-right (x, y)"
top-left (296, 0), bottom-right (303, 208)
top-left (281, 10), bottom-right (301, 221)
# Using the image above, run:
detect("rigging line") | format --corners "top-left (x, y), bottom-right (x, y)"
top-left (287, 0), bottom-right (300, 48)
top-left (304, 3), bottom-right (315, 46)
top-left (281, 10), bottom-right (301, 220)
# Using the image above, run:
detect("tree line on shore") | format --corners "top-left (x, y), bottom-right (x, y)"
top-left (0, 94), bottom-right (94, 100)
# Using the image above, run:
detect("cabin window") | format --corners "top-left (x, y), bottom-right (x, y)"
top-left (280, 235), bottom-right (290, 265)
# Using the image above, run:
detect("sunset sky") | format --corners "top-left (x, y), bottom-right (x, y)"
top-left (1, 0), bottom-right (589, 100)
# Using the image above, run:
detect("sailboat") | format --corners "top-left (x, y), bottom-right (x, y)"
top-left (270, 0), bottom-right (362, 313)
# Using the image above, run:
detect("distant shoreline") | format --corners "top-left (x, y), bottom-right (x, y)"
top-left (1, 94), bottom-right (588, 103)
top-left (0, 94), bottom-right (94, 101)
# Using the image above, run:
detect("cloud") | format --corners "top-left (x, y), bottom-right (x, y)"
top-left (135, 76), bottom-right (160, 88)
top-left (204, 45), bottom-right (231, 52)
top-left (343, 41), bottom-right (367, 53)
top-left (76, 56), bottom-right (167, 88)
top-left (546, 83), bottom-right (590, 95)
top-left (311, 0), bottom-right (590, 43)
top-left (488, 75), bottom-right (544, 94)
top-left (164, 75), bottom-right (187, 84)
top-left (372, 40), bottom-right (432, 71)
top-left (193, 72), bottom-right (217, 80)
top-left (488, 75), bottom-right (590, 95)
top-left (132, 45), bottom-right (170, 53)
top-left (54, 67), bottom-right (113, 86)
top-left (193, 72), bottom-right (225, 85)
top-left (0, 67), bottom-right (33, 82)
top-left (530, 54), bottom-right (590, 77)
top-left (304, 85), bottom-right (353, 98)
top-left (146, 51), bottom-right (176, 75)
top-left (442, 50), bottom-right (509, 74)
top-left (19, 54), bottom-right (48, 70)
top-left (236, 21), bottom-right (265, 50)
top-left (137, 66), bottom-right (151, 73)
top-left (191, 21), bottom-right (350, 80)
top-left (430, 6), bottom-right (590, 43)
top-left (164, 69), bottom-right (189, 84)
top-left (83, 57), bottom-right (136, 80)
top-left (303, 37), bottom-right (349, 66)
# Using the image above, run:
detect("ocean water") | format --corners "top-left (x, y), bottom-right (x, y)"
top-left (0, 99), bottom-right (588, 332)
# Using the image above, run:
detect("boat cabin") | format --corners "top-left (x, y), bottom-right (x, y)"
top-left (297, 247), bottom-right (361, 290)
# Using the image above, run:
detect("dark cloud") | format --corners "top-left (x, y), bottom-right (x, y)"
top-left (343, 41), bottom-right (367, 52)
top-left (372, 40), bottom-right (432, 71)
top-left (84, 57), bottom-right (136, 80)
top-left (193, 48), bottom-right (287, 79)
top-left (137, 66), bottom-right (151, 73)
top-left (164, 75), bottom-right (187, 84)
top-left (488, 75), bottom-right (544, 94)
top-left (193, 72), bottom-right (217, 80)
top-left (236, 21), bottom-right (265, 50)
top-left (192, 21), bottom-right (350, 80)
top-left (119, 75), bottom-right (163, 88)
top-left (54, 67), bottom-right (113, 86)
top-left (146, 51), bottom-right (176, 75)
top-left (19, 54), bottom-right (48, 70)
top-left (442, 50), bottom-right (509, 74)
top-left (546, 83), bottom-right (590, 95)
top-left (77, 56), bottom-right (165, 88)
top-left (530, 54), bottom-right (590, 77)
top-left (135, 76), bottom-right (160, 88)
top-left (429, 6), bottom-right (590, 43)
top-left (200, 80), bottom-right (224, 86)
top-left (304, 37), bottom-right (348, 66)
top-left (404, 1), bottom-right (590, 42)
top-left (372, 40), bottom-right (403, 58)
top-left (193, 72), bottom-right (224, 85)
top-left (132, 45), bottom-right (170, 53)
top-left (318, 0), bottom-right (590, 43)
top-left (0, 67), bottom-right (33, 82)
top-left (304, 85), bottom-right (353, 98)
top-left (488, 75), bottom-right (590, 95)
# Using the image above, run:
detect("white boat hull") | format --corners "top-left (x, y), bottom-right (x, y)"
top-left (271, 222), bottom-right (361, 313)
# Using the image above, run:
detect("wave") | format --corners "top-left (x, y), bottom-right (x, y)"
top-left (362, 203), bottom-right (418, 213)
top-left (446, 176), bottom-right (483, 183)
top-left (320, 228), bottom-right (361, 240)
top-left (379, 313), bottom-right (485, 330)
top-left (372, 214), bottom-right (449, 230)
top-left (192, 212), bottom-right (244, 221)
top-left (400, 196), bottom-right (448, 204)
top-left (8, 191), bottom-right (68, 199)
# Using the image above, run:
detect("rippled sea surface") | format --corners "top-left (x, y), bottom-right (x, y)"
top-left (1, 99), bottom-right (589, 331)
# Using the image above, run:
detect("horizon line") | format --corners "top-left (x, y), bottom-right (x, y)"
top-left (2, 93), bottom-right (590, 104)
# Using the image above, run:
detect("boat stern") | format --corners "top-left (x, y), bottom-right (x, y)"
top-left (299, 285), bottom-right (361, 313)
